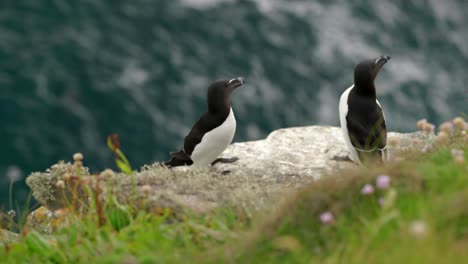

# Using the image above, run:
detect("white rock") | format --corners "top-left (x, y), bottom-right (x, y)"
top-left (214, 126), bottom-right (428, 181)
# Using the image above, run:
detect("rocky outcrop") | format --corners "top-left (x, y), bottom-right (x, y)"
top-left (25, 126), bottom-right (429, 232)
top-left (0, 229), bottom-right (20, 245)
top-left (213, 126), bottom-right (428, 181)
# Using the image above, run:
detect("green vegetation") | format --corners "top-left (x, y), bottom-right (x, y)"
top-left (228, 143), bottom-right (468, 263)
top-left (107, 134), bottom-right (133, 175)
top-left (1, 125), bottom-right (467, 263)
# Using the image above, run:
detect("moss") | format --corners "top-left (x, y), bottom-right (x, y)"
top-left (26, 161), bottom-right (90, 210)
top-left (109, 164), bottom-right (285, 214)
top-left (0, 229), bottom-right (20, 246)
top-left (24, 161), bottom-right (286, 231)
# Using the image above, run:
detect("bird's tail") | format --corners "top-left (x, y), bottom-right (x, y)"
top-left (163, 150), bottom-right (193, 168)
top-left (355, 146), bottom-right (387, 165)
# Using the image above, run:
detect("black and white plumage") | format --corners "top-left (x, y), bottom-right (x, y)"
top-left (164, 77), bottom-right (245, 168)
top-left (339, 56), bottom-right (390, 165)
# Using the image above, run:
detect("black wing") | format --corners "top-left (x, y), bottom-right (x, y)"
top-left (346, 93), bottom-right (387, 161)
top-left (182, 109), bottom-right (229, 155)
top-left (183, 113), bottom-right (218, 155)
top-left (375, 100), bottom-right (387, 149)
top-left (164, 112), bottom-right (225, 167)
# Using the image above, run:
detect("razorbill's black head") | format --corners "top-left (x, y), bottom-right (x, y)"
top-left (164, 77), bottom-right (245, 168)
top-left (339, 55), bottom-right (390, 165)
top-left (207, 77), bottom-right (244, 113)
top-left (353, 55), bottom-right (390, 97)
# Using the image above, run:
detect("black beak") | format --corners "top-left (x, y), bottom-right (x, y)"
top-left (375, 55), bottom-right (390, 67)
top-left (228, 77), bottom-right (245, 90)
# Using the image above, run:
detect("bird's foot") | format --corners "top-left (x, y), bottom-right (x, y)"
top-left (211, 157), bottom-right (239, 166)
top-left (331, 155), bottom-right (353, 162)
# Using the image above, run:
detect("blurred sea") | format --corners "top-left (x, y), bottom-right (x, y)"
top-left (0, 0), bottom-right (467, 209)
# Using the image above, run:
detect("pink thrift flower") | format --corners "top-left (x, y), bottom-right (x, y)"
top-left (421, 144), bottom-right (433, 153)
top-left (451, 149), bottom-right (464, 158)
top-left (423, 123), bottom-right (435, 134)
top-left (376, 175), bottom-right (391, 190)
top-left (6, 166), bottom-right (22, 183)
top-left (361, 184), bottom-right (375, 195)
top-left (378, 197), bottom-right (385, 207)
top-left (7, 210), bottom-right (16, 218)
top-left (409, 220), bottom-right (428, 238)
top-left (320, 212), bottom-right (334, 224)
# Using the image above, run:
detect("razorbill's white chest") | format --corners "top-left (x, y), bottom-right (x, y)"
top-left (190, 107), bottom-right (236, 166)
top-left (164, 77), bottom-right (245, 168)
top-left (339, 56), bottom-right (390, 165)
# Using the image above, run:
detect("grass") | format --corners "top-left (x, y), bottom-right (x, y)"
top-left (1, 134), bottom-right (467, 263)
top-left (223, 143), bottom-right (468, 264)
top-left (2, 204), bottom-right (252, 263)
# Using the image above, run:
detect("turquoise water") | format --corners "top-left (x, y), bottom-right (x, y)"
top-left (0, 0), bottom-right (467, 208)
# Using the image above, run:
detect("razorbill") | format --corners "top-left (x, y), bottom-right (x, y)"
top-left (339, 55), bottom-right (390, 165)
top-left (164, 77), bottom-right (245, 168)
